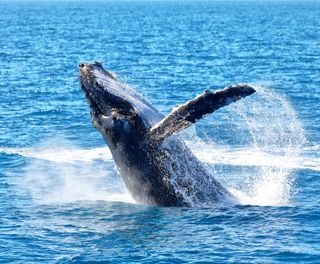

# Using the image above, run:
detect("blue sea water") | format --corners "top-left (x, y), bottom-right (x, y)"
top-left (0, 0), bottom-right (320, 263)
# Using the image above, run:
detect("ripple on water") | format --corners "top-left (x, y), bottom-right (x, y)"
top-left (0, 1), bottom-right (320, 263)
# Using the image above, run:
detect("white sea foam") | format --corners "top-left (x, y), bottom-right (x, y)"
top-left (0, 145), bottom-right (111, 163)
top-left (190, 144), bottom-right (319, 172)
top-left (1, 139), bottom-right (133, 205)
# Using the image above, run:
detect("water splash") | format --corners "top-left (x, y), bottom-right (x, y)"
top-left (1, 86), bottom-right (309, 207)
top-left (6, 138), bottom-right (134, 205)
top-left (194, 84), bottom-right (306, 206)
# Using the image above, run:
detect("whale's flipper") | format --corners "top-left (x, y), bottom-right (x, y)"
top-left (150, 84), bottom-right (256, 143)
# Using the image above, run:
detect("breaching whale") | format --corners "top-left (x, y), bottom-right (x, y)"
top-left (79, 61), bottom-right (255, 207)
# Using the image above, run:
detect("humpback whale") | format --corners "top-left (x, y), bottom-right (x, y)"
top-left (79, 61), bottom-right (255, 207)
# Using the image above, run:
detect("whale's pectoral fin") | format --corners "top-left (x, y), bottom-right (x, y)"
top-left (149, 84), bottom-right (256, 143)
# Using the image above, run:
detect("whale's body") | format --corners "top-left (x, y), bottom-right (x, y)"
top-left (79, 62), bottom-right (255, 206)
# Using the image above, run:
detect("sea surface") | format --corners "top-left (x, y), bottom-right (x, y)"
top-left (0, 1), bottom-right (320, 263)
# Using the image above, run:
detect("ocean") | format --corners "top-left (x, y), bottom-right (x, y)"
top-left (0, 0), bottom-right (319, 263)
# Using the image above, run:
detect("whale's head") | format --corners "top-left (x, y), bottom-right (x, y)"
top-left (79, 61), bottom-right (128, 118)
top-left (79, 61), bottom-right (163, 145)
